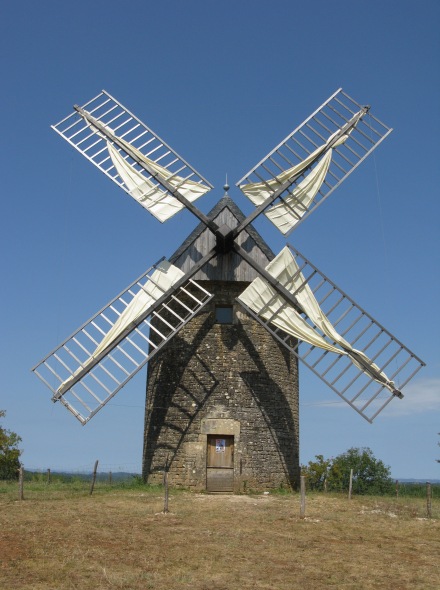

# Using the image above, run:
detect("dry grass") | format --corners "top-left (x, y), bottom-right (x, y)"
top-left (0, 483), bottom-right (439, 589)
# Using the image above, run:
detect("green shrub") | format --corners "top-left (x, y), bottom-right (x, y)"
top-left (0, 411), bottom-right (22, 480)
top-left (301, 447), bottom-right (394, 495)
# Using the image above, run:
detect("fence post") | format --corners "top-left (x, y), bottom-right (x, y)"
top-left (426, 482), bottom-right (432, 518)
top-left (348, 469), bottom-right (353, 500)
top-left (47, 468), bottom-right (51, 485)
top-left (163, 455), bottom-right (169, 514)
top-left (108, 471), bottom-right (112, 485)
top-left (395, 479), bottom-right (399, 498)
top-left (18, 465), bottom-right (24, 501)
top-left (89, 460), bottom-right (99, 496)
top-left (300, 475), bottom-right (306, 519)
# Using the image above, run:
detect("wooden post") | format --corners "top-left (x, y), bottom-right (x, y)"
top-left (348, 468), bottom-right (353, 500)
top-left (395, 479), bottom-right (399, 498)
top-left (300, 475), bottom-right (306, 519)
top-left (108, 471), bottom-right (112, 485)
top-left (18, 465), bottom-right (24, 501)
top-left (323, 477), bottom-right (328, 493)
top-left (163, 455), bottom-right (169, 514)
top-left (47, 468), bottom-right (51, 484)
top-left (426, 482), bottom-right (432, 518)
top-left (89, 460), bottom-right (99, 496)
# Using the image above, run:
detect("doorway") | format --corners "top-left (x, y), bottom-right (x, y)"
top-left (206, 435), bottom-right (234, 492)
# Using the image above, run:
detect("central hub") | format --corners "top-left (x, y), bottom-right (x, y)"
top-left (215, 223), bottom-right (234, 254)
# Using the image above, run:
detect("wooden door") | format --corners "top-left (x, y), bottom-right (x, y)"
top-left (206, 435), bottom-right (234, 492)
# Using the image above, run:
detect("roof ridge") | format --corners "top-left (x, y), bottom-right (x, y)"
top-left (169, 196), bottom-right (274, 263)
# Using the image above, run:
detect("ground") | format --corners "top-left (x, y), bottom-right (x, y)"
top-left (0, 483), bottom-right (439, 589)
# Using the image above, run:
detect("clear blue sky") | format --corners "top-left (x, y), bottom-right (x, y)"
top-left (1, 0), bottom-right (439, 478)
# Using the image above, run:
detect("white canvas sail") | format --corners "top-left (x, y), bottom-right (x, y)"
top-left (264, 149), bottom-right (333, 234)
top-left (240, 121), bottom-right (357, 234)
top-left (239, 142), bottom-right (329, 206)
top-left (238, 247), bottom-right (397, 393)
top-left (57, 260), bottom-right (185, 393)
top-left (108, 141), bottom-right (210, 222)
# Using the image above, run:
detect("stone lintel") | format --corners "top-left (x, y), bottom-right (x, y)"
top-left (200, 418), bottom-right (240, 441)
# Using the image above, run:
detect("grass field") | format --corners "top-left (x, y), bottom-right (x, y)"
top-left (0, 481), bottom-right (439, 589)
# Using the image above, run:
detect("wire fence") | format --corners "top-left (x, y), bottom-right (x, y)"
top-left (7, 466), bottom-right (439, 499)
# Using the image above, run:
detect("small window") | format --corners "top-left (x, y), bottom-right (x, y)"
top-left (215, 305), bottom-right (233, 324)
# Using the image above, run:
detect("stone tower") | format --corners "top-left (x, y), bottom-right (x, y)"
top-left (142, 195), bottom-right (300, 492)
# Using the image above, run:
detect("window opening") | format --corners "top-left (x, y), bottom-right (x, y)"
top-left (215, 305), bottom-right (233, 324)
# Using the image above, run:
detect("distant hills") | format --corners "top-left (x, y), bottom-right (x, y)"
top-left (397, 478), bottom-right (440, 484)
top-left (25, 470), bottom-right (140, 481)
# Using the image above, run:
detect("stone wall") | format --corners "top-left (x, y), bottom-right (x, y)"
top-left (142, 280), bottom-right (300, 492)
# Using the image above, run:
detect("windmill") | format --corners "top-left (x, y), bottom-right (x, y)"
top-left (33, 89), bottom-right (425, 492)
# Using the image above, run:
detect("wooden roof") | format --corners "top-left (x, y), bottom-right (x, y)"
top-left (170, 196), bottom-right (274, 282)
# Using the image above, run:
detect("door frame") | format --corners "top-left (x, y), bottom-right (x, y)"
top-left (206, 434), bottom-right (234, 492)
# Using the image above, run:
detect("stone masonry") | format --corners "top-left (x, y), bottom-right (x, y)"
top-left (142, 280), bottom-right (300, 492)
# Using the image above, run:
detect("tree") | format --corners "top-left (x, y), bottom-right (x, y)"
top-left (0, 410), bottom-right (22, 480)
top-left (301, 447), bottom-right (393, 495)
top-left (330, 447), bottom-right (393, 495)
top-left (300, 454), bottom-right (331, 491)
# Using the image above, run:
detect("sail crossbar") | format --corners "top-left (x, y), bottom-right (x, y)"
top-left (32, 264), bottom-right (214, 424)
top-left (52, 90), bottom-right (213, 222)
top-left (236, 89), bottom-right (392, 236)
top-left (236, 245), bottom-right (424, 422)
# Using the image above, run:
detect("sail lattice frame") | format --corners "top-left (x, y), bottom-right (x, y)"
top-left (236, 88), bottom-right (392, 235)
top-left (32, 261), bottom-right (214, 424)
top-left (34, 88), bottom-right (425, 427)
top-left (237, 245), bottom-right (425, 422)
top-left (51, 90), bottom-right (213, 221)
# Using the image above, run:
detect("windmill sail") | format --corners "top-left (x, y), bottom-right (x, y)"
top-left (36, 89), bottom-right (424, 429)
top-left (32, 259), bottom-right (214, 424)
top-left (245, 133), bottom-right (348, 235)
top-left (237, 89), bottom-right (392, 236)
top-left (240, 125), bottom-right (350, 206)
top-left (52, 90), bottom-right (213, 222)
top-left (108, 142), bottom-right (210, 222)
top-left (238, 247), bottom-right (397, 393)
top-left (57, 260), bottom-right (185, 394)
top-left (237, 246), bottom-right (425, 422)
